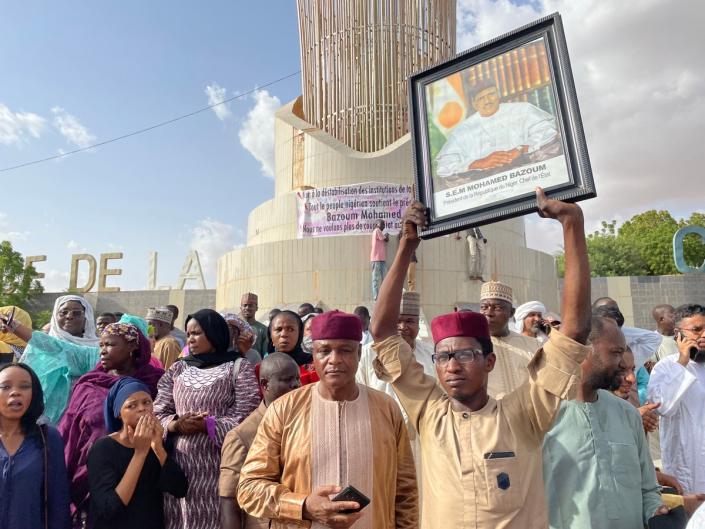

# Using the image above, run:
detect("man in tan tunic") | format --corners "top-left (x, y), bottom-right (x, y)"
top-left (146, 307), bottom-right (182, 369)
top-left (370, 189), bottom-right (592, 529)
top-left (219, 352), bottom-right (302, 529)
top-left (238, 310), bottom-right (418, 529)
top-left (479, 281), bottom-right (540, 398)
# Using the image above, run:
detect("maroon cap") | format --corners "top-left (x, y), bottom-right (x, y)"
top-left (310, 310), bottom-right (362, 342)
top-left (431, 311), bottom-right (490, 343)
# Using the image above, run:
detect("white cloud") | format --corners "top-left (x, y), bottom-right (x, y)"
top-left (205, 82), bottom-right (233, 121)
top-left (456, 1), bottom-right (705, 251)
top-left (238, 89), bottom-right (281, 178)
top-left (0, 213), bottom-right (30, 243)
top-left (51, 106), bottom-right (96, 148)
top-left (0, 103), bottom-right (45, 146)
top-left (189, 218), bottom-right (243, 285)
top-left (40, 269), bottom-right (71, 293)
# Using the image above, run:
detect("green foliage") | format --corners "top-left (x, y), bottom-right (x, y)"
top-left (554, 210), bottom-right (705, 278)
top-left (0, 240), bottom-right (44, 307)
top-left (681, 213), bottom-right (705, 269)
top-left (585, 221), bottom-right (649, 277)
top-left (31, 310), bottom-right (52, 330)
top-left (619, 211), bottom-right (679, 275)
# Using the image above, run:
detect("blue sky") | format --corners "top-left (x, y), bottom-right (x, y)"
top-left (0, 2), bottom-right (302, 290)
top-left (2, 1), bottom-right (704, 291)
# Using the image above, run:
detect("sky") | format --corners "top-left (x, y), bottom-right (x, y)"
top-left (1, 1), bottom-right (704, 292)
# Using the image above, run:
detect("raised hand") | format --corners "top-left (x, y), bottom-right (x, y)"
top-left (638, 402), bottom-right (660, 433)
top-left (129, 415), bottom-right (153, 454)
top-left (400, 201), bottom-right (428, 247)
top-left (535, 187), bottom-right (583, 224)
top-left (303, 486), bottom-right (363, 529)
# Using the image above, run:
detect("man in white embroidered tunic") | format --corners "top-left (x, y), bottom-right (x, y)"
top-left (370, 189), bottom-right (592, 529)
top-left (238, 310), bottom-right (418, 529)
top-left (479, 281), bottom-right (540, 398)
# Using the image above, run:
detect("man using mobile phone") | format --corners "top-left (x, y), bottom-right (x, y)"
top-left (648, 304), bottom-right (705, 495)
top-left (370, 189), bottom-right (592, 529)
top-left (237, 310), bottom-right (418, 529)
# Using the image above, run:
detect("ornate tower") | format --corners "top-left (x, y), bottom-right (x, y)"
top-left (217, 1), bottom-right (559, 322)
top-left (297, 0), bottom-right (456, 151)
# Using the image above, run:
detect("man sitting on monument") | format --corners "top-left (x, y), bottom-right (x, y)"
top-left (146, 307), bottom-right (182, 370)
top-left (240, 292), bottom-right (269, 355)
top-left (479, 281), bottom-right (540, 398)
top-left (435, 78), bottom-right (560, 178)
top-left (370, 188), bottom-right (591, 529)
top-left (237, 310), bottom-right (418, 529)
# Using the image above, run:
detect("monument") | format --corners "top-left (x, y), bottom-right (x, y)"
top-left (216, 0), bottom-right (559, 320)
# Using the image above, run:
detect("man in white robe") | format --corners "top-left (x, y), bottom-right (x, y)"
top-left (479, 282), bottom-right (540, 398)
top-left (435, 79), bottom-right (559, 177)
top-left (648, 303), bottom-right (705, 494)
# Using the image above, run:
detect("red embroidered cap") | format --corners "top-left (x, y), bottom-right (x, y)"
top-left (431, 311), bottom-right (490, 344)
top-left (310, 310), bottom-right (362, 342)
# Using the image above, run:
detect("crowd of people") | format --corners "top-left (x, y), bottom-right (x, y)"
top-left (1, 190), bottom-right (704, 529)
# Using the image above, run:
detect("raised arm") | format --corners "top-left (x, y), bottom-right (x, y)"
top-left (370, 201), bottom-right (425, 342)
top-left (537, 188), bottom-right (590, 344)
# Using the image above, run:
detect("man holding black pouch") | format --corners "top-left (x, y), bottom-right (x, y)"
top-left (237, 310), bottom-right (418, 529)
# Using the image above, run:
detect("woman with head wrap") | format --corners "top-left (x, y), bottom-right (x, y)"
top-left (266, 310), bottom-right (319, 384)
top-left (0, 362), bottom-right (71, 529)
top-left (152, 309), bottom-right (260, 529)
top-left (0, 295), bottom-right (101, 424)
top-left (87, 377), bottom-right (187, 529)
top-left (57, 323), bottom-right (164, 527)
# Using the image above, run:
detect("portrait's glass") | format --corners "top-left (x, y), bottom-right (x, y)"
top-left (410, 14), bottom-right (595, 238)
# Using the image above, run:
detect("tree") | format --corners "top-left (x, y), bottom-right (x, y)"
top-left (554, 209), bottom-right (705, 278)
top-left (585, 221), bottom-right (649, 277)
top-left (0, 240), bottom-right (44, 307)
top-left (618, 210), bottom-right (679, 275)
top-left (680, 212), bottom-right (705, 269)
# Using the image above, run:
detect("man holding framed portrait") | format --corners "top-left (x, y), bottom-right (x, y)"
top-left (410, 13), bottom-right (596, 238)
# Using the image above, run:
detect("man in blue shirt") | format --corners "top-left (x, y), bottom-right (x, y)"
top-left (543, 316), bottom-right (667, 528)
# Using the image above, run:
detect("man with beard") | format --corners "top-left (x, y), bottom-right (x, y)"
top-left (542, 316), bottom-right (666, 529)
top-left (513, 301), bottom-right (548, 343)
top-left (648, 304), bottom-right (705, 495)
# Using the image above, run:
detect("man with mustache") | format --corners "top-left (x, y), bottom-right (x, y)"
top-left (648, 304), bottom-right (705, 495)
top-left (370, 189), bottom-right (592, 529)
top-left (543, 316), bottom-right (666, 528)
top-left (237, 310), bottom-right (417, 529)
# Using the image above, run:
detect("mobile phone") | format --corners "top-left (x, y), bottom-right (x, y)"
top-left (332, 485), bottom-right (370, 514)
top-left (660, 486), bottom-right (678, 495)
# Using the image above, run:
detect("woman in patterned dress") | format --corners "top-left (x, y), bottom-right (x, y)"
top-left (153, 309), bottom-right (260, 529)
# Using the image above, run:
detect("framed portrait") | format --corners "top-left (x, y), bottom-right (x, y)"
top-left (409, 13), bottom-right (595, 239)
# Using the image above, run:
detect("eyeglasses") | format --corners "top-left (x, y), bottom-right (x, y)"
top-left (58, 310), bottom-right (85, 318)
top-left (680, 326), bottom-right (705, 336)
top-left (432, 349), bottom-right (484, 366)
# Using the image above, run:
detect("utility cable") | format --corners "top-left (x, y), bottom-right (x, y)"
top-left (0, 70), bottom-right (300, 173)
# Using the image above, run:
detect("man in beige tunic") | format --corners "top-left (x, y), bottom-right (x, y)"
top-left (238, 310), bottom-right (418, 529)
top-left (370, 189), bottom-right (592, 529)
top-left (219, 353), bottom-right (302, 529)
top-left (479, 281), bottom-right (540, 398)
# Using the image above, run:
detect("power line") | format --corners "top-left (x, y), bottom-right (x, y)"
top-left (0, 70), bottom-right (301, 174)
